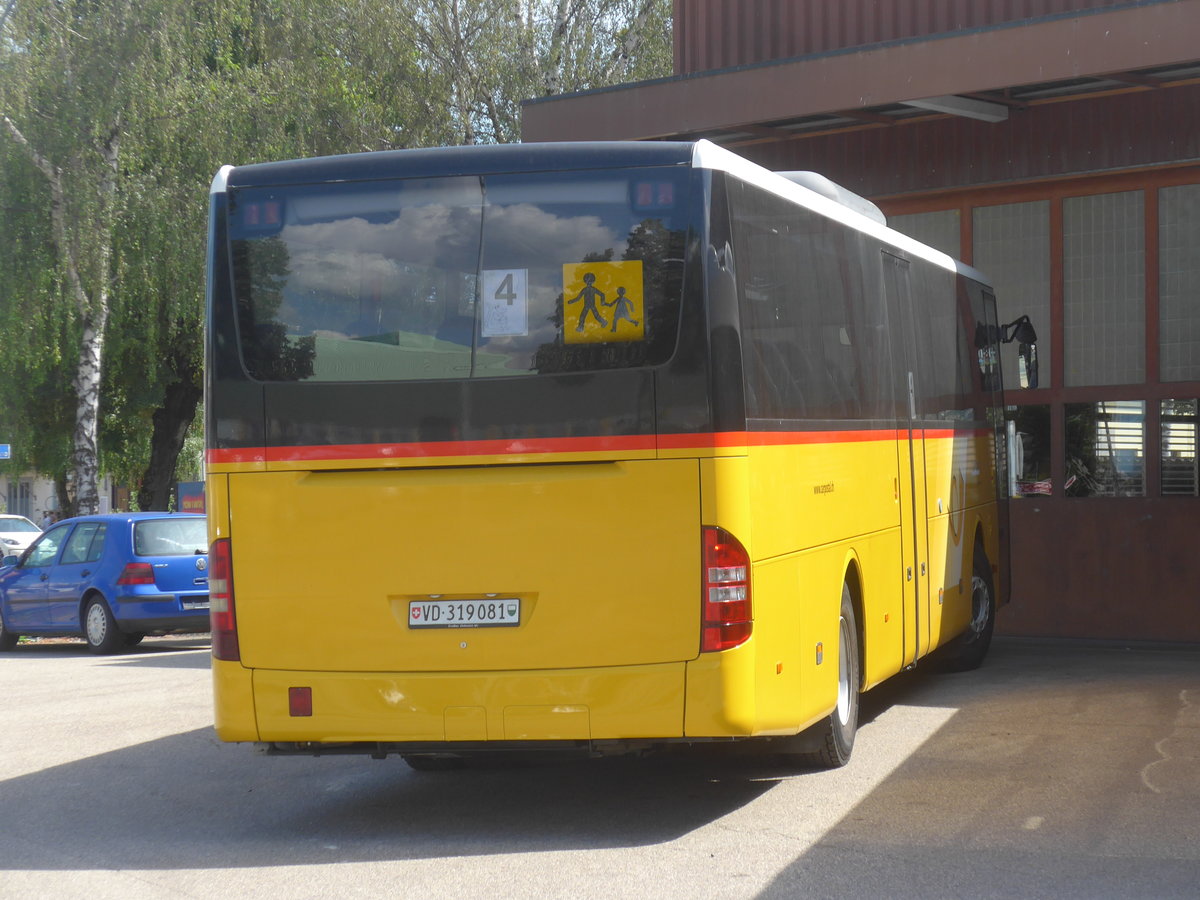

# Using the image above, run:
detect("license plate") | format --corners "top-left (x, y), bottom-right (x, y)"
top-left (181, 596), bottom-right (210, 610)
top-left (408, 598), bottom-right (520, 629)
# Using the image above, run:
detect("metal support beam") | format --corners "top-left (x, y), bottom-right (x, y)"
top-left (900, 94), bottom-right (1009, 123)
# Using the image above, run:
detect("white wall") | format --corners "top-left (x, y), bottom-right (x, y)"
top-left (1, 472), bottom-right (114, 521)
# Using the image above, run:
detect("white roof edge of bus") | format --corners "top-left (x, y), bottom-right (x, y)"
top-left (690, 140), bottom-right (992, 286)
top-left (775, 171), bottom-right (887, 226)
top-left (210, 165), bottom-right (233, 194)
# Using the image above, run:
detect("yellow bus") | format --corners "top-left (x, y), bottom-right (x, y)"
top-left (205, 140), bottom-right (1021, 768)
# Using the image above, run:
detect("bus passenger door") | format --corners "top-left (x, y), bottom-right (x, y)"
top-left (882, 252), bottom-right (931, 667)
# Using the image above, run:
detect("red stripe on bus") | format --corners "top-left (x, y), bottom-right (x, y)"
top-left (206, 427), bottom-right (972, 465)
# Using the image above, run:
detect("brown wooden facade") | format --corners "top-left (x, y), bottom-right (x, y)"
top-left (522, 0), bottom-right (1200, 643)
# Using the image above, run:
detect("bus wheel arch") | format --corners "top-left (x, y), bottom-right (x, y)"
top-left (842, 560), bottom-right (866, 693)
top-left (938, 535), bottom-right (996, 672)
top-left (780, 567), bottom-right (863, 769)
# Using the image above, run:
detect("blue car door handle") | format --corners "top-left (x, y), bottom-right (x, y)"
top-left (80, 570), bottom-right (91, 577)
top-left (39, 573), bottom-right (48, 581)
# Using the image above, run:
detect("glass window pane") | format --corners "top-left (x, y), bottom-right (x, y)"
top-left (1007, 405), bottom-right (1051, 497)
top-left (731, 181), bottom-right (895, 420)
top-left (228, 169), bottom-right (692, 381)
top-left (61, 523), bottom-right (100, 565)
top-left (889, 209), bottom-right (960, 259)
top-left (974, 202), bottom-right (1050, 392)
top-left (1065, 401), bottom-right (1145, 497)
top-left (134, 518), bottom-right (209, 556)
top-left (1159, 185), bottom-right (1200, 382)
top-left (1161, 399), bottom-right (1198, 496)
top-left (1063, 192), bottom-right (1145, 386)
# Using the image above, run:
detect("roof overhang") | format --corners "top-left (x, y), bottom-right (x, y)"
top-left (522, 1), bottom-right (1200, 145)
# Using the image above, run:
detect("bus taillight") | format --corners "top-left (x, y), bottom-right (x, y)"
top-left (209, 538), bottom-right (240, 661)
top-left (701, 527), bottom-right (752, 652)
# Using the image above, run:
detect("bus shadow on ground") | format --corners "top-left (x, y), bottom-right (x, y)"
top-left (0, 730), bottom-right (783, 871)
top-left (8, 639), bottom-right (212, 669)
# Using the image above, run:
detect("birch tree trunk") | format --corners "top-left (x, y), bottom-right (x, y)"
top-left (2, 114), bottom-right (117, 516)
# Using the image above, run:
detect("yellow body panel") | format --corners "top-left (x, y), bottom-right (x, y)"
top-left (212, 658), bottom-right (258, 742)
top-left (209, 427), bottom-right (1001, 746)
top-left (227, 460), bottom-right (701, 674)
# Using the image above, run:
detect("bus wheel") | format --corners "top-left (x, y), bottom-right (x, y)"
top-left (782, 583), bottom-right (861, 769)
top-left (938, 548), bottom-right (995, 672)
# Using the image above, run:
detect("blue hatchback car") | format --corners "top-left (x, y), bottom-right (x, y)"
top-left (0, 512), bottom-right (210, 653)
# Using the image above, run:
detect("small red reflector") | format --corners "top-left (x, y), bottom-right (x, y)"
top-left (117, 562), bottom-right (155, 585)
top-left (289, 687), bottom-right (312, 717)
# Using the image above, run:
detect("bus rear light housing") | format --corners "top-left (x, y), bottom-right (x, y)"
top-left (210, 538), bottom-right (240, 661)
top-left (702, 526), bottom-right (752, 652)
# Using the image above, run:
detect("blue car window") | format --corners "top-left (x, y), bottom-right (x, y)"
top-left (25, 523), bottom-right (70, 567)
top-left (87, 523), bottom-right (107, 562)
top-left (61, 522), bottom-right (106, 564)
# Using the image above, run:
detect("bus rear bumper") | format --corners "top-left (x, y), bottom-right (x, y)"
top-left (245, 662), bottom-right (690, 744)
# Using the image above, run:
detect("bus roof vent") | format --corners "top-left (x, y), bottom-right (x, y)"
top-left (775, 171), bottom-right (887, 226)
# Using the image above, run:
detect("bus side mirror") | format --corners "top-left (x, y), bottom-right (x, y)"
top-left (1002, 316), bottom-right (1039, 390)
top-left (1018, 339), bottom-right (1038, 390)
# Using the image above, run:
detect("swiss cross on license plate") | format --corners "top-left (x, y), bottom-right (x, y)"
top-left (408, 598), bottom-right (520, 629)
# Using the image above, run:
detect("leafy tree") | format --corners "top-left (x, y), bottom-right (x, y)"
top-left (0, 0), bottom-right (158, 514)
top-left (406, 0), bottom-right (671, 144)
top-left (0, 0), bottom-right (672, 512)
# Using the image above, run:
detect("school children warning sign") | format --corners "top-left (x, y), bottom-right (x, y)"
top-left (562, 261), bottom-right (645, 344)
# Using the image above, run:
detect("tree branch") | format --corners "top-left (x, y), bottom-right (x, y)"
top-left (0, 0), bottom-right (17, 33)
top-left (603, 0), bottom-right (660, 83)
top-left (1, 114), bottom-right (89, 317)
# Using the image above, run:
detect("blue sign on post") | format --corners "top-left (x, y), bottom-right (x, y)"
top-left (0, 444), bottom-right (10, 459)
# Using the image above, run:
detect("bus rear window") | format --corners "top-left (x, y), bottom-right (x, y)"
top-left (227, 169), bottom-right (691, 382)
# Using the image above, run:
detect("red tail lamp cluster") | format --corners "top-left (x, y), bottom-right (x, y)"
top-left (701, 526), bottom-right (752, 652)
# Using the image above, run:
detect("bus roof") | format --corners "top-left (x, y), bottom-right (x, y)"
top-left (210, 139), bottom-right (990, 286)
top-left (212, 141), bottom-right (697, 192)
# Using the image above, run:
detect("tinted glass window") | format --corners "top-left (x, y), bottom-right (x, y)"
top-left (228, 169), bottom-right (691, 382)
top-left (1065, 401), bottom-right (1145, 497)
top-left (61, 523), bottom-right (106, 565)
top-left (1063, 191), bottom-right (1145, 387)
top-left (134, 519), bottom-right (208, 557)
top-left (729, 180), bottom-right (894, 421)
top-left (1008, 405), bottom-right (1052, 497)
top-left (973, 201), bottom-right (1051, 392)
top-left (1161, 399), bottom-right (1198, 496)
top-left (25, 523), bottom-right (70, 567)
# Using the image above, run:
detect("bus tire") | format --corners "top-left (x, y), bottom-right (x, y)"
top-left (938, 547), bottom-right (995, 672)
top-left (782, 582), bottom-right (861, 769)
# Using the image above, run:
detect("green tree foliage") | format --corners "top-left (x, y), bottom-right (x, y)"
top-left (0, 0), bottom-right (671, 511)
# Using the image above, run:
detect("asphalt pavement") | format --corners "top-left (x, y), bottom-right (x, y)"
top-left (0, 635), bottom-right (1196, 898)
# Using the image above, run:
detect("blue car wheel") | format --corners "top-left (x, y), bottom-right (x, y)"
top-left (0, 611), bottom-right (17, 652)
top-left (84, 596), bottom-right (122, 655)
